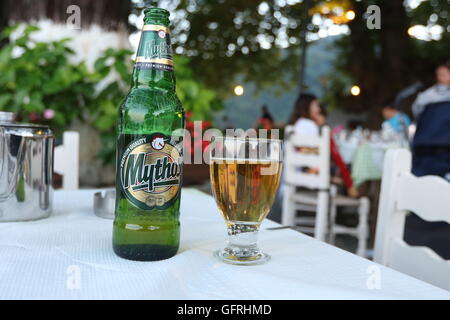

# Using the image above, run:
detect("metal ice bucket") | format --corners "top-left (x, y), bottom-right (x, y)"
top-left (0, 112), bottom-right (54, 221)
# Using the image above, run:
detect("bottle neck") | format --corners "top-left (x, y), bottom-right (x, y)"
top-left (131, 23), bottom-right (176, 92)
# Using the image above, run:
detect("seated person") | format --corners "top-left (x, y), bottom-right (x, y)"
top-left (381, 99), bottom-right (411, 137)
top-left (257, 105), bottom-right (275, 130)
top-left (287, 93), bottom-right (321, 136)
top-left (287, 93), bottom-right (357, 197)
top-left (412, 61), bottom-right (450, 119)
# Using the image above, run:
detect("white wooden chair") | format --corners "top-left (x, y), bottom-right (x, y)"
top-left (282, 126), bottom-right (330, 241)
top-left (54, 131), bottom-right (79, 190)
top-left (374, 149), bottom-right (450, 291)
top-left (283, 125), bottom-right (370, 256)
top-left (329, 186), bottom-right (370, 257)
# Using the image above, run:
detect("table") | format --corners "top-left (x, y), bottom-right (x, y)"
top-left (336, 140), bottom-right (387, 185)
top-left (335, 133), bottom-right (408, 187)
top-left (0, 189), bottom-right (449, 300)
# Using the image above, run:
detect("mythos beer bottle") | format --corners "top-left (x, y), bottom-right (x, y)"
top-left (113, 8), bottom-right (185, 261)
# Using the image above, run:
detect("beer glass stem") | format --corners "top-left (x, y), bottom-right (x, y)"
top-left (227, 222), bottom-right (259, 248)
top-left (214, 221), bottom-right (269, 265)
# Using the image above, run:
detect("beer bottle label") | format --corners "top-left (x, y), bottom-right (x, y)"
top-left (118, 133), bottom-right (183, 210)
top-left (135, 24), bottom-right (174, 72)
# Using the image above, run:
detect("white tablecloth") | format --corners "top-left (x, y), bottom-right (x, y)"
top-left (0, 189), bottom-right (449, 300)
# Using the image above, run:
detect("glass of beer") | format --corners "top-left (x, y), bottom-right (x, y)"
top-left (209, 136), bottom-right (283, 265)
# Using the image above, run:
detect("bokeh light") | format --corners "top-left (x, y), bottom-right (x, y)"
top-left (234, 85), bottom-right (244, 96)
top-left (350, 85), bottom-right (361, 96)
top-left (345, 10), bottom-right (356, 21)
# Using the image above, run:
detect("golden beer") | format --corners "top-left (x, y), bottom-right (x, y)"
top-left (210, 160), bottom-right (282, 225)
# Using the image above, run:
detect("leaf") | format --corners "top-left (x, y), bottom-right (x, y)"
top-left (94, 56), bottom-right (109, 77)
top-left (23, 25), bottom-right (40, 35)
top-left (42, 81), bottom-right (62, 95)
top-left (14, 89), bottom-right (28, 106)
top-left (52, 112), bottom-right (66, 126)
top-left (0, 45), bottom-right (13, 68)
top-left (29, 92), bottom-right (45, 111)
top-left (114, 60), bottom-right (131, 82)
top-left (0, 25), bottom-right (19, 40)
top-left (0, 69), bottom-right (15, 86)
top-left (0, 94), bottom-right (12, 109)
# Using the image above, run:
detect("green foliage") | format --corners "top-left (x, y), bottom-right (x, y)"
top-left (175, 55), bottom-right (223, 120)
top-left (0, 24), bottom-right (222, 164)
top-left (133, 0), bottom-right (314, 97)
top-left (0, 25), bottom-right (94, 129)
top-left (134, 0), bottom-right (449, 125)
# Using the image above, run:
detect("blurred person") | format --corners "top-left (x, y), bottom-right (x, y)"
top-left (412, 61), bottom-right (450, 119)
top-left (381, 98), bottom-right (411, 135)
top-left (269, 96), bottom-right (319, 224)
top-left (411, 61), bottom-right (450, 178)
top-left (287, 93), bottom-right (321, 136)
top-left (315, 105), bottom-right (358, 198)
top-left (221, 115), bottom-right (234, 131)
top-left (288, 94), bottom-right (357, 197)
top-left (314, 109), bottom-right (327, 127)
top-left (256, 105), bottom-right (274, 130)
top-left (405, 61), bottom-right (450, 260)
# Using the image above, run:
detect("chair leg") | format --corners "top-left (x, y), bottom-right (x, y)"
top-left (314, 190), bottom-right (329, 242)
top-left (282, 185), bottom-right (295, 227)
top-left (328, 185), bottom-right (338, 244)
top-left (329, 202), bottom-right (337, 244)
top-left (356, 197), bottom-right (370, 257)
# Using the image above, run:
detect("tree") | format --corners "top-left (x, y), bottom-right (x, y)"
top-left (3, 0), bottom-right (448, 127)
top-left (325, 0), bottom-right (450, 127)
top-left (0, 0), bottom-right (9, 47)
top-left (135, 0), bottom-right (449, 126)
top-left (134, 0), bottom-right (314, 96)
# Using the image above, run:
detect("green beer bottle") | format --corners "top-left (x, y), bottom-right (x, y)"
top-left (113, 8), bottom-right (185, 261)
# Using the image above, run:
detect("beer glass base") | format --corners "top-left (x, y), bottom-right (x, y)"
top-left (214, 249), bottom-right (270, 266)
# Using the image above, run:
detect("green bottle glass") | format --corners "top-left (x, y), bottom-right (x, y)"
top-left (113, 8), bottom-right (185, 261)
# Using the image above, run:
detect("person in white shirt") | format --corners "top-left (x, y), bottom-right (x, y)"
top-left (287, 93), bottom-right (322, 136)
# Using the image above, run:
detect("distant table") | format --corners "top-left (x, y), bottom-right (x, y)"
top-left (336, 140), bottom-right (396, 186)
top-left (0, 189), bottom-right (449, 299)
top-left (350, 143), bottom-right (385, 186)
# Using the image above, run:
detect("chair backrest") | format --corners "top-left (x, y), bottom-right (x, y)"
top-left (54, 131), bottom-right (79, 190)
top-left (283, 126), bottom-right (330, 190)
top-left (374, 149), bottom-right (450, 291)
